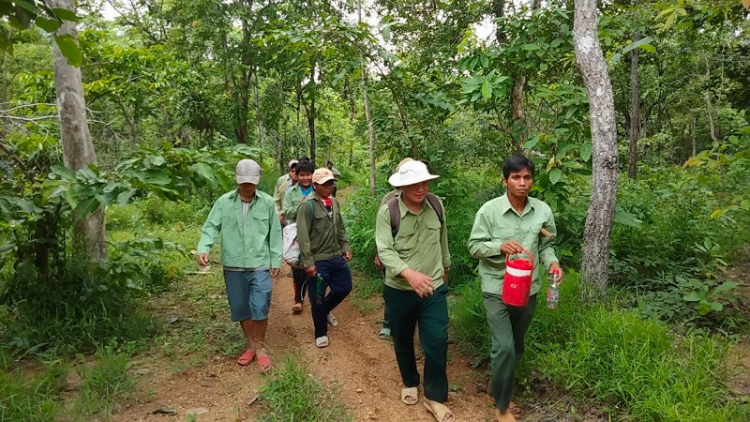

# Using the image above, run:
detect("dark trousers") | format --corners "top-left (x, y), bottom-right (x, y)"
top-left (384, 284), bottom-right (449, 403)
top-left (292, 268), bottom-right (309, 304)
top-left (483, 293), bottom-right (537, 412)
top-left (307, 256), bottom-right (352, 338)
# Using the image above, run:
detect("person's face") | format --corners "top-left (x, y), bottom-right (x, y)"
top-left (401, 181), bottom-right (430, 204)
top-left (297, 171), bottom-right (313, 188)
top-left (314, 180), bottom-right (335, 198)
top-left (327, 162), bottom-right (333, 170)
top-left (288, 167), bottom-right (296, 178)
top-left (238, 183), bottom-right (257, 199)
top-left (503, 168), bottom-right (533, 198)
top-left (290, 169), bottom-right (299, 183)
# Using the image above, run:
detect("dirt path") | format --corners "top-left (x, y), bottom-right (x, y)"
top-left (112, 265), bottom-right (505, 422)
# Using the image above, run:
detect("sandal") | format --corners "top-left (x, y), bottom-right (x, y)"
top-left (315, 336), bottom-right (329, 348)
top-left (423, 399), bottom-right (454, 422)
top-left (291, 303), bottom-right (303, 314)
top-left (378, 327), bottom-right (391, 340)
top-left (257, 352), bottom-right (272, 373)
top-left (401, 387), bottom-right (418, 405)
top-left (237, 349), bottom-right (255, 366)
top-left (326, 312), bottom-right (338, 327)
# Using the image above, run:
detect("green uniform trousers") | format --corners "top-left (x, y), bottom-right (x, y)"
top-left (384, 284), bottom-right (449, 402)
top-left (483, 292), bottom-right (537, 412)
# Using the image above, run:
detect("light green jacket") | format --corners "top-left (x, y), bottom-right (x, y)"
top-left (197, 190), bottom-right (283, 269)
top-left (375, 195), bottom-right (451, 291)
top-left (283, 184), bottom-right (311, 222)
top-left (467, 193), bottom-right (558, 296)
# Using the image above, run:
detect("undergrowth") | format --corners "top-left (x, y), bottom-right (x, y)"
top-left (258, 354), bottom-right (351, 422)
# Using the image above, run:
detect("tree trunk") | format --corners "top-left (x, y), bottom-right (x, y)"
top-left (691, 115), bottom-right (697, 156)
top-left (50, 0), bottom-right (106, 261)
top-left (364, 70), bottom-right (376, 196)
top-left (306, 64), bottom-right (317, 165)
top-left (628, 21), bottom-right (640, 180)
top-left (705, 92), bottom-right (718, 142)
top-left (574, 0), bottom-right (619, 301)
top-left (253, 71), bottom-right (265, 146)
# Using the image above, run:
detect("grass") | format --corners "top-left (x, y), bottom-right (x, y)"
top-left (0, 350), bottom-right (66, 422)
top-left (65, 350), bottom-right (136, 418)
top-left (450, 272), bottom-right (750, 421)
top-left (257, 354), bottom-right (351, 422)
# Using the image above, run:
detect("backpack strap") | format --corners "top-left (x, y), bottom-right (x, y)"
top-left (425, 193), bottom-right (444, 226)
top-left (387, 197), bottom-right (400, 238)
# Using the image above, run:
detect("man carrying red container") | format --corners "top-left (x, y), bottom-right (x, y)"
top-left (467, 154), bottom-right (563, 422)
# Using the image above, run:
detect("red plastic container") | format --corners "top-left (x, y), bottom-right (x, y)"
top-left (502, 247), bottom-right (534, 307)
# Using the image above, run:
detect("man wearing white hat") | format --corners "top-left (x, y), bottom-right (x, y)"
top-left (375, 160), bottom-right (454, 422)
top-left (196, 159), bottom-right (282, 372)
top-left (295, 167), bottom-right (353, 348)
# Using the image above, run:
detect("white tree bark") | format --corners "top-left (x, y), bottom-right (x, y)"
top-left (51, 0), bottom-right (107, 261)
top-left (574, 0), bottom-right (619, 299)
top-left (359, 0), bottom-right (376, 196)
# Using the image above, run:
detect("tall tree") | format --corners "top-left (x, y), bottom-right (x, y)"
top-left (628, 0), bottom-right (640, 180)
top-left (50, 0), bottom-right (107, 260)
top-left (574, 0), bottom-right (619, 299)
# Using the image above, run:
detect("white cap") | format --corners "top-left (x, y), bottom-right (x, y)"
top-left (388, 160), bottom-right (439, 187)
top-left (288, 159), bottom-right (299, 169)
top-left (236, 159), bottom-right (261, 185)
top-left (312, 168), bottom-right (336, 185)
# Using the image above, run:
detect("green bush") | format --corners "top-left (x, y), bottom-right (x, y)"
top-left (449, 273), bottom-right (750, 421)
top-left (258, 354), bottom-right (351, 422)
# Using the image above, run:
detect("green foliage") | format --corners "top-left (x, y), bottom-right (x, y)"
top-left (0, 352), bottom-right (66, 422)
top-left (67, 350), bottom-right (135, 418)
top-left (450, 273), bottom-right (750, 421)
top-left (257, 354), bottom-right (351, 422)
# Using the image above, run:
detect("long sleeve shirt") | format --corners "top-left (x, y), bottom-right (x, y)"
top-left (467, 194), bottom-right (558, 296)
top-left (375, 195), bottom-right (451, 291)
top-left (283, 184), bottom-right (311, 222)
top-left (197, 189), bottom-right (283, 269)
top-left (295, 192), bottom-right (351, 267)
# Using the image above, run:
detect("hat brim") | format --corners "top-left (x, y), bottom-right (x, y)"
top-left (237, 175), bottom-right (260, 185)
top-left (388, 174), bottom-right (439, 188)
top-left (314, 176), bottom-right (337, 185)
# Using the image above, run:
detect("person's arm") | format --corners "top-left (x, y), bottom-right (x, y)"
top-left (196, 199), bottom-right (222, 265)
top-left (335, 199), bottom-right (351, 253)
top-left (283, 189), bottom-right (297, 221)
top-left (538, 208), bottom-right (559, 271)
top-left (374, 205), bottom-right (409, 276)
top-left (296, 200), bottom-right (314, 268)
top-left (438, 199), bottom-right (451, 268)
top-left (269, 201), bottom-right (283, 269)
top-left (273, 183), bottom-right (284, 216)
top-left (467, 206), bottom-right (503, 259)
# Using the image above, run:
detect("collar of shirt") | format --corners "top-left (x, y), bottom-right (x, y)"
top-left (497, 193), bottom-right (535, 217)
top-left (300, 185), bottom-right (313, 196)
top-left (397, 194), bottom-right (431, 218)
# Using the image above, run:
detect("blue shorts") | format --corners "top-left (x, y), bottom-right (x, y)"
top-left (223, 270), bottom-right (272, 321)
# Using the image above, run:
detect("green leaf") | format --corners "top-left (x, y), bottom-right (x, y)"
top-left (34, 16), bottom-right (60, 32)
top-left (740, 199), bottom-right (750, 210)
top-left (147, 155), bottom-right (166, 166)
top-left (549, 168), bottom-right (562, 185)
top-left (51, 7), bottom-right (78, 22)
top-left (524, 137), bottom-right (540, 149)
top-left (614, 210), bottom-right (642, 228)
top-left (522, 43), bottom-right (540, 51)
top-left (194, 162), bottom-right (216, 183)
top-left (381, 26), bottom-right (390, 42)
top-left (622, 37), bottom-right (655, 56)
top-left (579, 143), bottom-right (592, 162)
top-left (480, 55), bottom-right (489, 68)
top-left (683, 291), bottom-right (703, 302)
top-left (72, 197), bottom-right (99, 221)
top-left (481, 80), bottom-right (492, 100)
top-left (117, 189), bottom-right (137, 205)
top-left (714, 281), bottom-right (738, 294)
top-left (64, 188), bottom-right (77, 209)
top-left (53, 34), bottom-right (82, 67)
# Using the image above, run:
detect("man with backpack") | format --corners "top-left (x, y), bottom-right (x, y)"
top-left (295, 167), bottom-right (353, 348)
top-left (374, 160), bottom-right (453, 422)
top-left (196, 159), bottom-right (282, 372)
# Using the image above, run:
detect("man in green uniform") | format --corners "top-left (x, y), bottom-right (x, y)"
top-left (295, 167), bottom-right (353, 348)
top-left (375, 160), bottom-right (453, 422)
top-left (274, 159), bottom-right (298, 205)
top-left (467, 155), bottom-right (563, 422)
top-left (197, 159), bottom-right (282, 371)
top-left (283, 159), bottom-right (316, 313)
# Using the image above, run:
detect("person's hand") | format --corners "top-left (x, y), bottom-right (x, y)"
top-left (279, 214), bottom-right (286, 225)
top-left (442, 267), bottom-right (450, 283)
top-left (197, 253), bottom-right (209, 266)
top-left (305, 265), bottom-right (317, 277)
top-left (500, 240), bottom-right (524, 256)
top-left (343, 250), bottom-right (352, 262)
top-left (373, 255), bottom-right (384, 271)
top-left (270, 268), bottom-right (280, 278)
top-left (402, 269), bottom-right (435, 298)
top-left (549, 262), bottom-right (563, 285)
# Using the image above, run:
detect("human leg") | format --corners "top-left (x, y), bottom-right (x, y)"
top-left (307, 264), bottom-right (329, 340)
top-left (248, 269), bottom-right (273, 370)
top-left (323, 256), bottom-right (352, 314)
top-left (482, 293), bottom-right (516, 413)
top-left (384, 285), bottom-right (420, 390)
top-left (292, 268), bottom-right (308, 313)
top-left (224, 271), bottom-right (256, 364)
top-left (418, 284), bottom-right (449, 403)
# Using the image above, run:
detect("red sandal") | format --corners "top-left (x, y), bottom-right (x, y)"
top-left (257, 353), bottom-right (272, 373)
top-left (237, 349), bottom-right (255, 366)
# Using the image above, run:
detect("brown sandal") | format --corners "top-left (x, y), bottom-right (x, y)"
top-left (291, 303), bottom-right (303, 314)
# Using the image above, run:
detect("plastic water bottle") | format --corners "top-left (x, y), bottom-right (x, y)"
top-left (316, 274), bottom-right (324, 305)
top-left (546, 270), bottom-right (560, 309)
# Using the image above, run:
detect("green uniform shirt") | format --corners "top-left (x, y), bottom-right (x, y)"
top-left (197, 190), bottom-right (283, 269)
top-left (282, 184), bottom-right (311, 222)
top-left (296, 192), bottom-right (351, 267)
top-left (375, 195), bottom-right (451, 291)
top-left (274, 174), bottom-right (290, 195)
top-left (467, 193), bottom-right (558, 296)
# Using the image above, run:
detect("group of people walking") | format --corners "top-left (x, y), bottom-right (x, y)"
top-left (195, 154), bottom-right (563, 422)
